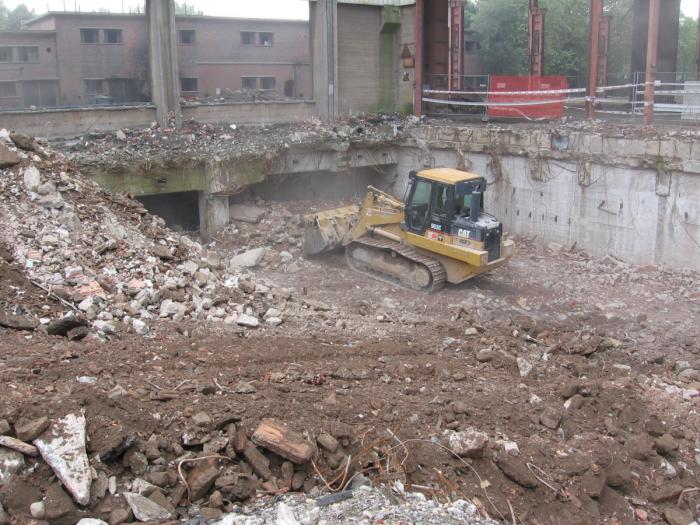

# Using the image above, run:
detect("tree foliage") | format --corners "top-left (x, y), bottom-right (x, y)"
top-left (468, 0), bottom-right (697, 82)
top-left (0, 2), bottom-right (34, 30)
top-left (174, 2), bottom-right (204, 16)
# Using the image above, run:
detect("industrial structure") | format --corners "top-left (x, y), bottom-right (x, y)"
top-left (0, 9), bottom-right (311, 110)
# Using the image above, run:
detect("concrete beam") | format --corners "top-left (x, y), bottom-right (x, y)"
top-left (147, 0), bottom-right (182, 128)
top-left (310, 0), bottom-right (338, 121)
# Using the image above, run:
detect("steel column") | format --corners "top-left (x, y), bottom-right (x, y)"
top-left (587, 0), bottom-right (601, 119)
top-left (528, 0), bottom-right (546, 77)
top-left (643, 0), bottom-right (660, 125)
top-left (414, 0), bottom-right (424, 116)
top-left (448, 0), bottom-right (465, 92)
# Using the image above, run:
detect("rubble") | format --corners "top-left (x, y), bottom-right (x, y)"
top-left (33, 413), bottom-right (92, 505)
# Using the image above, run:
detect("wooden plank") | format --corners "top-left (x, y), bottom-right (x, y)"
top-left (251, 419), bottom-right (315, 464)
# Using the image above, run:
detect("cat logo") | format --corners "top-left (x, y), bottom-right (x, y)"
top-left (458, 228), bottom-right (471, 239)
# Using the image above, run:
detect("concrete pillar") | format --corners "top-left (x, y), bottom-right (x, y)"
top-left (147, 0), bottom-right (181, 128)
top-left (310, 0), bottom-right (337, 121)
top-left (198, 192), bottom-right (230, 241)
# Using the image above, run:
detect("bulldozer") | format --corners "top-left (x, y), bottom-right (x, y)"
top-left (303, 168), bottom-right (514, 292)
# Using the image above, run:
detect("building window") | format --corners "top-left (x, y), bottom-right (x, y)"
top-left (80, 28), bottom-right (100, 43)
top-left (241, 31), bottom-right (255, 46)
top-left (17, 47), bottom-right (38, 63)
top-left (260, 77), bottom-right (276, 90)
top-left (464, 41), bottom-right (480, 53)
top-left (241, 77), bottom-right (257, 90)
top-left (258, 32), bottom-right (274, 46)
top-left (0, 81), bottom-right (17, 97)
top-left (181, 77), bottom-right (198, 92)
top-left (104, 29), bottom-right (123, 44)
top-left (178, 30), bottom-right (195, 44)
top-left (84, 79), bottom-right (103, 94)
top-left (0, 47), bottom-right (12, 62)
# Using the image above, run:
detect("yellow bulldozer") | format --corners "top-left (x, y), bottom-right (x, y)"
top-left (303, 168), bottom-right (514, 292)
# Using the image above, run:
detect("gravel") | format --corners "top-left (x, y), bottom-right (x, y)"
top-left (213, 487), bottom-right (498, 525)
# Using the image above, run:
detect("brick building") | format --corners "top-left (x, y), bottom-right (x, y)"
top-left (0, 11), bottom-right (310, 109)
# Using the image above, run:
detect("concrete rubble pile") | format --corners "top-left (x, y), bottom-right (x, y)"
top-left (59, 113), bottom-right (419, 168)
top-left (0, 131), bottom-right (303, 340)
top-left (0, 408), bottom-right (431, 524)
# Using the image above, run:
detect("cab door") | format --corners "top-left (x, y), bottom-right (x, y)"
top-left (404, 178), bottom-right (433, 234)
top-left (428, 183), bottom-right (454, 234)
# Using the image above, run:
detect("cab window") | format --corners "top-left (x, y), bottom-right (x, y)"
top-left (431, 184), bottom-right (451, 217)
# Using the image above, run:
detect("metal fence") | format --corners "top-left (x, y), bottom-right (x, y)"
top-left (423, 72), bottom-right (700, 125)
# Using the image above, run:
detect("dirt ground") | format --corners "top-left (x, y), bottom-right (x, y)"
top-left (2, 191), bottom-right (700, 524)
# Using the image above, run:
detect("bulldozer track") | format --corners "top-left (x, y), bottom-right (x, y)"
top-left (346, 236), bottom-right (447, 293)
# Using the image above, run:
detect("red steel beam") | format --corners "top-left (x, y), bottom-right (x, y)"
top-left (414, 0), bottom-right (424, 116)
top-left (528, 0), bottom-right (546, 77)
top-left (587, 0), bottom-right (602, 119)
top-left (448, 0), bottom-right (465, 92)
top-left (644, 0), bottom-right (660, 125)
top-left (598, 15), bottom-right (610, 87)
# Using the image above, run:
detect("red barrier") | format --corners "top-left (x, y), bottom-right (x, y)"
top-left (487, 76), bottom-right (568, 120)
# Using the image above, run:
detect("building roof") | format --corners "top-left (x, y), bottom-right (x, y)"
top-left (24, 11), bottom-right (308, 28)
top-left (309, 0), bottom-right (415, 5)
top-left (418, 168), bottom-right (481, 185)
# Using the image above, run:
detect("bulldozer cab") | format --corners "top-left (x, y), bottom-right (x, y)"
top-left (404, 169), bottom-right (486, 236)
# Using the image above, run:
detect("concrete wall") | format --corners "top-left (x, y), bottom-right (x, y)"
top-left (0, 31), bottom-right (59, 108)
top-left (337, 4), bottom-right (382, 115)
top-left (391, 125), bottom-right (700, 271)
top-left (0, 100), bottom-right (315, 137)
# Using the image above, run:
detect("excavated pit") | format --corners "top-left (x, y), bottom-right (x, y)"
top-left (0, 120), bottom-right (698, 525)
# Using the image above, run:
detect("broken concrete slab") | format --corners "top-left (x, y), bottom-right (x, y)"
top-left (0, 312), bottom-right (38, 331)
top-left (0, 435), bottom-right (39, 456)
top-left (22, 165), bottom-right (41, 192)
top-left (15, 416), bottom-right (49, 441)
top-left (34, 413), bottom-right (92, 506)
top-left (229, 204), bottom-right (266, 224)
top-left (0, 143), bottom-right (20, 168)
top-left (251, 419), bottom-right (315, 464)
top-left (123, 492), bottom-right (172, 522)
top-left (0, 448), bottom-right (24, 484)
top-left (230, 247), bottom-right (267, 268)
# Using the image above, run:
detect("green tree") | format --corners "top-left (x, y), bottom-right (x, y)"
top-left (174, 1), bottom-right (203, 15)
top-left (540, 0), bottom-right (589, 80)
top-left (472, 0), bottom-right (529, 75)
top-left (677, 14), bottom-right (698, 75)
top-left (0, 2), bottom-right (34, 30)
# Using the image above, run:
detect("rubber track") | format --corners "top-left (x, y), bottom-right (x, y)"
top-left (346, 236), bottom-right (447, 293)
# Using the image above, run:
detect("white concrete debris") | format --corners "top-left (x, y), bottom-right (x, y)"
top-left (237, 313), bottom-right (259, 328)
top-left (230, 247), bottom-right (267, 268)
top-left (442, 428), bottom-right (489, 458)
top-left (132, 318), bottom-right (150, 336)
top-left (123, 492), bottom-right (172, 522)
top-left (276, 503), bottom-right (302, 525)
top-left (33, 413), bottom-right (92, 506)
top-left (0, 448), bottom-right (25, 484)
top-left (77, 520), bottom-right (109, 525)
top-left (517, 357), bottom-right (533, 377)
top-left (0, 435), bottom-right (39, 456)
top-left (229, 204), bottom-right (266, 224)
top-left (23, 165), bottom-right (41, 191)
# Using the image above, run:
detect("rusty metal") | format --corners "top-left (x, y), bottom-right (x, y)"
top-left (414, 0), bottom-right (424, 116)
top-left (528, 0), bottom-right (545, 77)
top-left (597, 15), bottom-right (610, 87)
top-left (644, 0), bottom-right (660, 125)
top-left (448, 0), bottom-right (465, 92)
top-left (586, 0), bottom-right (602, 119)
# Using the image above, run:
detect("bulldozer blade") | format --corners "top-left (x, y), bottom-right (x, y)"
top-left (303, 205), bottom-right (360, 256)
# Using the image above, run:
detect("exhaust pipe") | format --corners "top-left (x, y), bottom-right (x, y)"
top-left (470, 192), bottom-right (481, 222)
